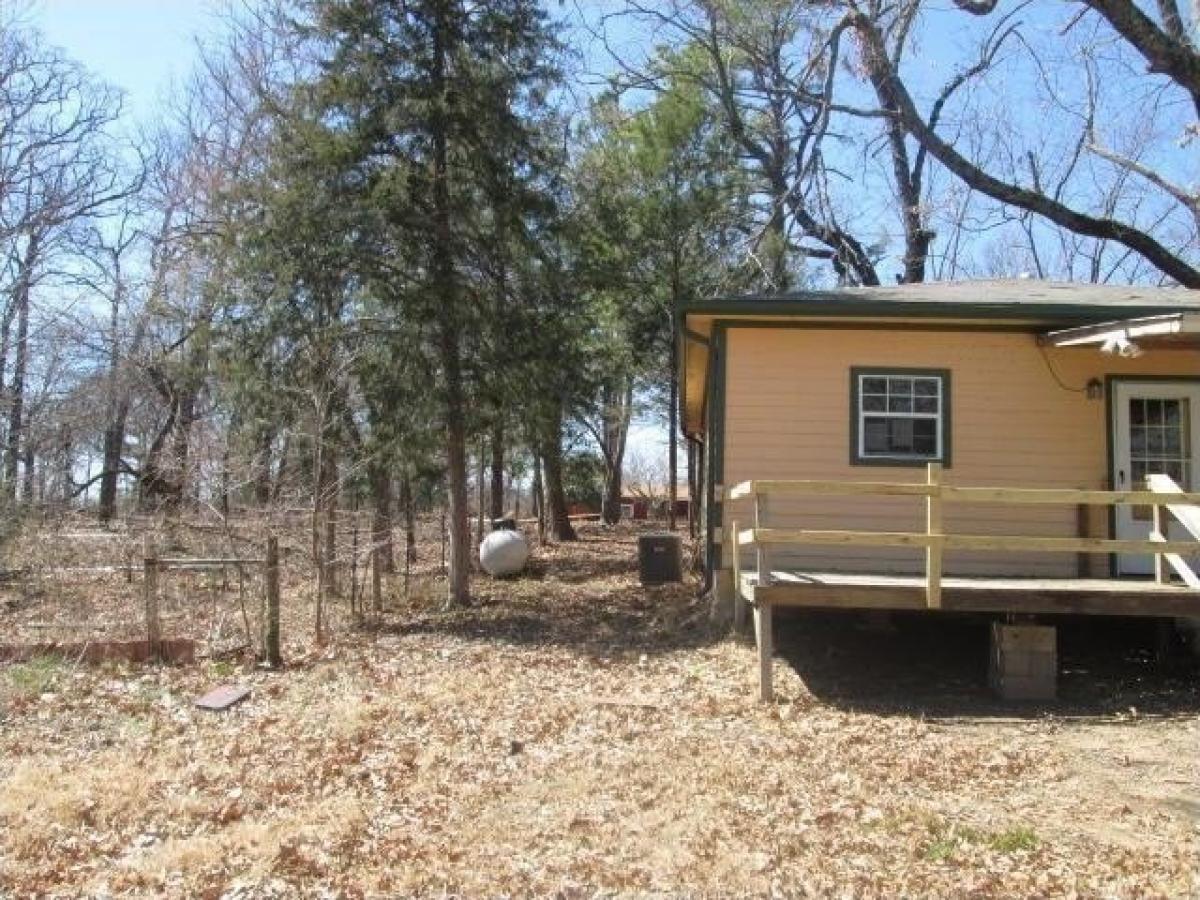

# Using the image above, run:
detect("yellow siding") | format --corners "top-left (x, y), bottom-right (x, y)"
top-left (721, 326), bottom-right (1199, 577)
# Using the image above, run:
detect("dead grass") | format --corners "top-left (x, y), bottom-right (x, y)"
top-left (1, 519), bottom-right (1198, 897)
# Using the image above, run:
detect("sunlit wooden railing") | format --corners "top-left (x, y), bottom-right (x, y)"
top-left (728, 464), bottom-right (1200, 613)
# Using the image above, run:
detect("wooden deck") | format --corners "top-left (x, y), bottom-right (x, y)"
top-left (727, 467), bottom-right (1200, 700)
top-left (740, 570), bottom-right (1200, 618)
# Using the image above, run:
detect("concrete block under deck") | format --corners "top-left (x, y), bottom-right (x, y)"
top-left (989, 623), bottom-right (1057, 701)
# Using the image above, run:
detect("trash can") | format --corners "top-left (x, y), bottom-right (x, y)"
top-left (638, 533), bottom-right (682, 585)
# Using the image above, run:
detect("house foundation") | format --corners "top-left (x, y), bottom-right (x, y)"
top-left (989, 622), bottom-right (1057, 701)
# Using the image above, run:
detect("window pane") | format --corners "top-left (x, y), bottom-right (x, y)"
top-left (1147, 400), bottom-right (1163, 426)
top-left (888, 395), bottom-right (913, 413)
top-left (1164, 401), bottom-right (1181, 427)
top-left (862, 377), bottom-right (887, 394)
top-left (914, 396), bottom-right (938, 414)
top-left (1130, 399), bottom-right (1145, 425)
top-left (888, 378), bottom-right (913, 397)
top-left (862, 394), bottom-right (886, 412)
top-left (912, 419), bottom-right (937, 454)
top-left (913, 378), bottom-right (938, 396)
top-left (863, 419), bottom-right (889, 453)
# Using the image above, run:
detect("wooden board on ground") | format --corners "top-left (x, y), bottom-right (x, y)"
top-left (195, 684), bottom-right (251, 711)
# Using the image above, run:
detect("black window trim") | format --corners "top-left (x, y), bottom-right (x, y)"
top-left (849, 366), bottom-right (952, 467)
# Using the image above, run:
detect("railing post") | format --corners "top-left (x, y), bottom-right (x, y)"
top-left (926, 463), bottom-right (943, 609)
top-left (731, 518), bottom-right (747, 633)
top-left (1152, 503), bottom-right (1167, 584)
top-left (143, 537), bottom-right (161, 661)
top-left (755, 491), bottom-right (771, 587)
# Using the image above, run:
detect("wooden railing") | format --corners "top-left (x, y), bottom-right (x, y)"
top-left (728, 464), bottom-right (1200, 610)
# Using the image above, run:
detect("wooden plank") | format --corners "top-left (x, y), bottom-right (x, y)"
top-left (731, 519), bottom-right (747, 634)
top-left (729, 478), bottom-right (1200, 506)
top-left (728, 479), bottom-right (930, 500)
top-left (755, 578), bottom-right (1200, 618)
top-left (943, 485), bottom-right (1200, 506)
top-left (1150, 529), bottom-right (1200, 589)
top-left (1147, 473), bottom-right (1200, 540)
top-left (754, 600), bottom-right (774, 703)
top-left (746, 527), bottom-right (1200, 555)
top-left (195, 684), bottom-right (251, 712)
top-left (755, 492), bottom-right (770, 587)
top-left (1153, 506), bottom-right (1168, 584)
top-left (926, 463), bottom-right (943, 609)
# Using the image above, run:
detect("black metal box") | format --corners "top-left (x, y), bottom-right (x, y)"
top-left (638, 533), bottom-right (682, 585)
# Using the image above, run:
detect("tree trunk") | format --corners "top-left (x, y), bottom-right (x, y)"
top-left (432, 3), bottom-right (470, 606)
top-left (475, 440), bottom-right (486, 547)
top-left (489, 419), bottom-right (504, 521)
top-left (263, 535), bottom-right (282, 668)
top-left (531, 449), bottom-right (545, 542)
top-left (4, 244), bottom-right (35, 501)
top-left (541, 408), bottom-right (576, 542)
top-left (400, 471), bottom-right (417, 565)
top-left (98, 398), bottom-right (132, 521)
top-left (369, 462), bottom-right (395, 574)
top-left (323, 452), bottom-right (339, 598)
top-left (599, 378), bottom-right (633, 525)
top-left (253, 425), bottom-right (275, 506)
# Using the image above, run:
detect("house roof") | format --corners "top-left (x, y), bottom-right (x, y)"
top-left (679, 279), bottom-right (1200, 439)
top-left (684, 279), bottom-right (1200, 321)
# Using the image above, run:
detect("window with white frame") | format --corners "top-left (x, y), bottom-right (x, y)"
top-left (852, 369), bottom-right (949, 465)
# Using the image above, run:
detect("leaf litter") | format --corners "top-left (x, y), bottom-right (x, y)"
top-left (0, 519), bottom-right (1197, 897)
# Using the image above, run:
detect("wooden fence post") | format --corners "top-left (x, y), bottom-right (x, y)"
top-left (143, 538), bottom-right (160, 661)
top-left (926, 463), bottom-right (943, 609)
top-left (264, 535), bottom-right (282, 668)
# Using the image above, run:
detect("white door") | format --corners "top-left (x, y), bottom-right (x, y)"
top-left (1112, 381), bottom-right (1200, 575)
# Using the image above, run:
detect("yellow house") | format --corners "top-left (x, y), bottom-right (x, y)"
top-left (679, 280), bottom-right (1200, 700)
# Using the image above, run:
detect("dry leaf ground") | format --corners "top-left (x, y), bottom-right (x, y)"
top-left (1, 518), bottom-right (1198, 898)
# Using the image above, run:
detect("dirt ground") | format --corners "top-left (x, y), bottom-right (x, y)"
top-left (1, 518), bottom-right (1198, 898)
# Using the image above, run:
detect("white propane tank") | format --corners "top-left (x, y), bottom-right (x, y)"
top-left (479, 528), bottom-right (529, 577)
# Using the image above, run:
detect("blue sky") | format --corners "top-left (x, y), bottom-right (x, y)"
top-left (31, 0), bottom-right (215, 122)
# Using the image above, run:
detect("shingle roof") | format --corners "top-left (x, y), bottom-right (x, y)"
top-left (689, 279), bottom-right (1200, 321)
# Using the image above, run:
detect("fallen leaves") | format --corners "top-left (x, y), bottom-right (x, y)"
top-left (0, 521), bottom-right (1197, 897)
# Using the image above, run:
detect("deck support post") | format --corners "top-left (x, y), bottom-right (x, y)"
top-left (754, 599), bottom-right (774, 702)
top-left (731, 519), bottom-right (749, 635)
top-left (926, 463), bottom-right (943, 609)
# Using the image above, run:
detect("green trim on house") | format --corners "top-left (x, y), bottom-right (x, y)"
top-left (681, 298), bottom-right (1200, 324)
top-left (706, 324), bottom-right (727, 573)
top-left (848, 367), bottom-right (953, 468)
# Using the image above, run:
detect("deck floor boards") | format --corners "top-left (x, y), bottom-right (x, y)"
top-left (741, 570), bottom-right (1198, 617)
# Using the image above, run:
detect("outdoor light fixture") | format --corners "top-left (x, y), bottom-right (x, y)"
top-left (1099, 333), bottom-right (1143, 358)
top-left (1086, 378), bottom-right (1103, 400)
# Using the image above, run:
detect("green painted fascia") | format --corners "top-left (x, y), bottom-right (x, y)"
top-left (680, 298), bottom-right (1200, 324)
top-left (705, 324), bottom-right (727, 578)
top-left (849, 366), bottom-right (953, 468)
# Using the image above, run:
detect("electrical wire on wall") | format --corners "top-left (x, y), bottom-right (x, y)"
top-left (1037, 344), bottom-right (1088, 394)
